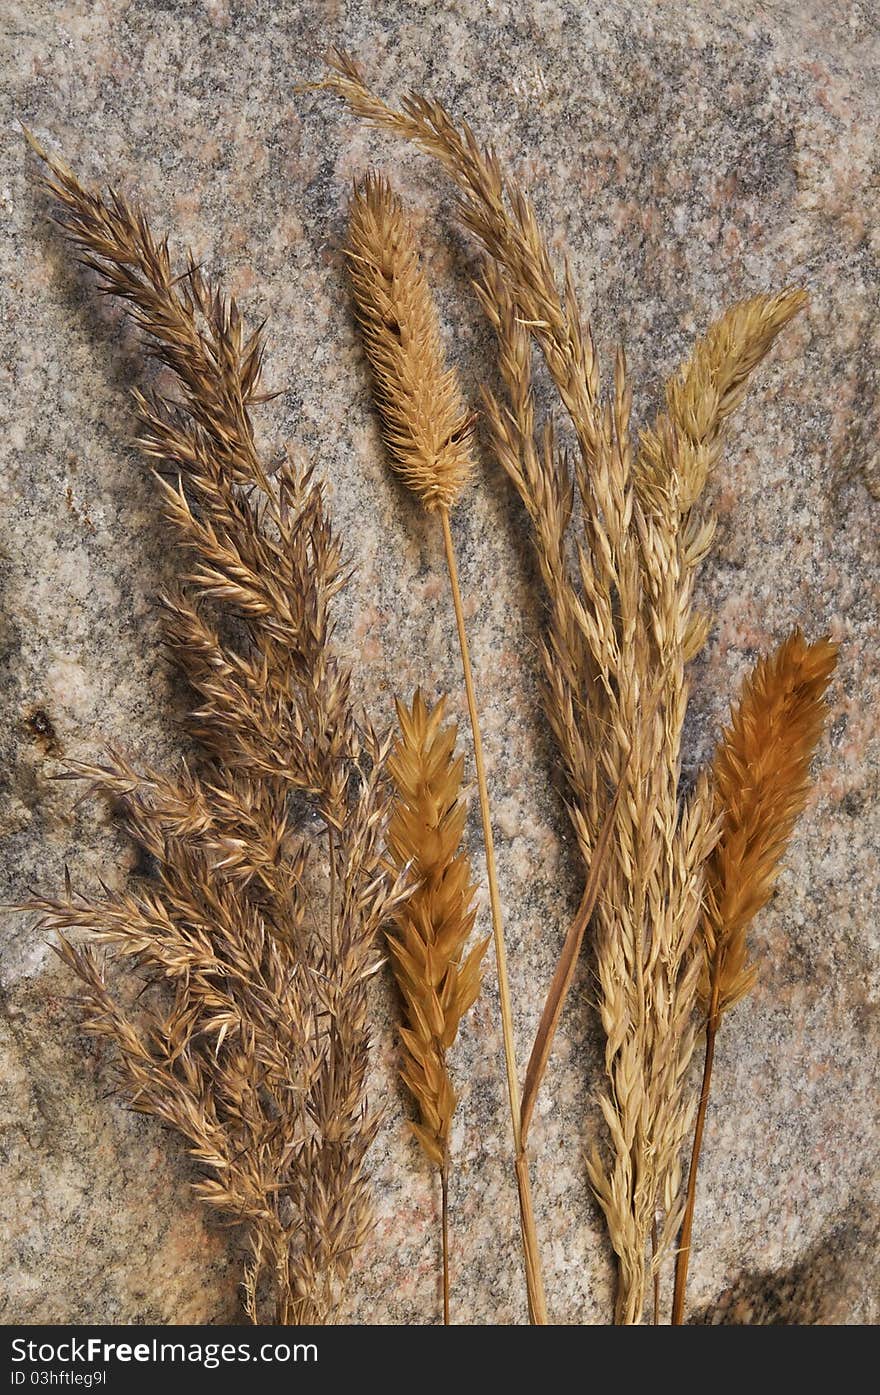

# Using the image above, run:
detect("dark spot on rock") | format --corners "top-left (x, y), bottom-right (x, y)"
top-left (24, 708), bottom-right (61, 755)
top-left (129, 845), bottom-right (158, 882)
top-left (842, 790), bottom-right (863, 817)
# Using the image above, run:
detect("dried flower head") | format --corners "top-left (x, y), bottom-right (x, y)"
top-left (636, 290), bottom-right (808, 515)
top-left (386, 691), bottom-right (487, 1168)
top-left (347, 172), bottom-right (474, 512)
top-left (673, 628), bottom-right (837, 1323)
top-left (28, 135), bottom-right (408, 1325)
top-left (703, 628), bottom-right (838, 1014)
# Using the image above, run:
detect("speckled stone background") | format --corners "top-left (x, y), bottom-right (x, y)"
top-left (1, 0), bottom-right (878, 1326)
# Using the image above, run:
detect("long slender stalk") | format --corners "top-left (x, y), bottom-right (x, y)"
top-left (519, 777), bottom-right (624, 1145)
top-left (441, 1163), bottom-right (450, 1325)
top-left (440, 508), bottom-right (548, 1325)
top-left (672, 982), bottom-right (721, 1324)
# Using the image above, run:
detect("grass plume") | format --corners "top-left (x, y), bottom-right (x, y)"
top-left (672, 629), bottom-right (837, 1322)
top-left (317, 51), bottom-right (808, 1322)
top-left (386, 691), bottom-right (488, 1321)
top-left (347, 173), bottom-right (474, 511)
top-left (26, 134), bottom-right (409, 1324)
top-left (701, 630), bottom-right (839, 1016)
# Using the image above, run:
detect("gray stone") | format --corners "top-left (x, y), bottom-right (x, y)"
top-left (1, 0), bottom-right (877, 1324)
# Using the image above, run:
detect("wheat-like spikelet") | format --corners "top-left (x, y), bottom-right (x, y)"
top-left (347, 175), bottom-right (473, 511)
top-left (27, 136), bottom-right (409, 1325)
top-left (386, 692), bottom-right (487, 1320)
top-left (387, 692), bottom-right (486, 1165)
top-left (344, 167), bottom-right (548, 1321)
top-left (637, 290), bottom-right (808, 515)
top-left (672, 629), bottom-right (837, 1323)
top-left (317, 53), bottom-right (809, 1323)
top-left (702, 629), bottom-right (838, 1013)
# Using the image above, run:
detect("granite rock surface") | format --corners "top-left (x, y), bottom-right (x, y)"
top-left (1, 0), bottom-right (878, 1325)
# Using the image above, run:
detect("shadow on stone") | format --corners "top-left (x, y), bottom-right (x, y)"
top-left (688, 1202), bottom-right (879, 1324)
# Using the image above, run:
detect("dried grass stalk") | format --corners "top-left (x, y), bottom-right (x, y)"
top-left (386, 690), bottom-right (487, 1320)
top-left (345, 171), bottom-right (548, 1322)
top-left (27, 135), bottom-right (408, 1324)
top-left (318, 53), bottom-right (807, 1322)
top-left (672, 629), bottom-right (837, 1322)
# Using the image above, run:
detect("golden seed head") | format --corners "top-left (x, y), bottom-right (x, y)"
top-left (637, 288), bottom-right (809, 515)
top-left (386, 691), bottom-right (486, 1167)
top-left (347, 173), bottom-right (475, 513)
top-left (704, 628), bottom-right (838, 1014)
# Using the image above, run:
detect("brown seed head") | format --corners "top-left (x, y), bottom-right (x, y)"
top-left (347, 173), bottom-right (475, 513)
top-left (28, 135), bottom-right (410, 1325)
top-left (386, 691), bottom-right (487, 1167)
top-left (704, 629), bottom-right (838, 1015)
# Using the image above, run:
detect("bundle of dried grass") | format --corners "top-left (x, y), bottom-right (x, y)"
top-left (346, 173), bottom-right (548, 1322)
top-left (27, 136), bottom-right (408, 1325)
top-left (672, 629), bottom-right (837, 1322)
top-left (386, 691), bottom-right (487, 1321)
top-left (317, 52), bottom-right (808, 1322)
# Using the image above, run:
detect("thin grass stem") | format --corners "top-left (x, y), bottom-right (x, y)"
top-left (441, 1162), bottom-right (450, 1325)
top-left (440, 506), bottom-right (547, 1325)
top-left (672, 984), bottom-right (720, 1324)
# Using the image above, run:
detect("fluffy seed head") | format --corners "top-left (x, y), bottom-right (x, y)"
top-left (29, 136), bottom-right (409, 1325)
top-left (347, 173), bottom-right (475, 512)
